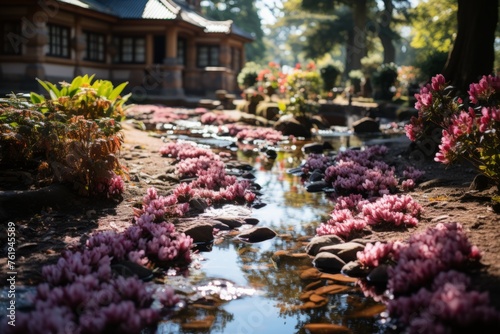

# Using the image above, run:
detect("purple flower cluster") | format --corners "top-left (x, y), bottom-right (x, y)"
top-left (387, 271), bottom-right (500, 333)
top-left (107, 174), bottom-right (125, 198)
top-left (323, 146), bottom-right (397, 197)
top-left (356, 223), bottom-right (500, 332)
top-left (388, 222), bottom-right (481, 295)
top-left (401, 166), bottom-right (425, 191)
top-left (7, 229), bottom-right (186, 334)
top-left (316, 194), bottom-right (421, 239)
top-left (301, 153), bottom-right (333, 175)
top-left (223, 124), bottom-right (284, 144)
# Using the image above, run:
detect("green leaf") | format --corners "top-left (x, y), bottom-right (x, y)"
top-left (30, 92), bottom-right (45, 104)
top-left (109, 82), bottom-right (129, 101)
top-left (35, 78), bottom-right (52, 94)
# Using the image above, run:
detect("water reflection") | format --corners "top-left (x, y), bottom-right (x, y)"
top-left (159, 135), bottom-right (394, 334)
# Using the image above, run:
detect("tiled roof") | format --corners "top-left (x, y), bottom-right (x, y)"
top-left (57, 0), bottom-right (253, 40)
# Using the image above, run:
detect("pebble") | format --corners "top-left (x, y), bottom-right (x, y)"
top-left (312, 252), bottom-right (346, 273)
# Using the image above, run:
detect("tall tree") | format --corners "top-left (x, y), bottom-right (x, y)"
top-left (442, 0), bottom-right (498, 92)
top-left (201, 0), bottom-right (266, 62)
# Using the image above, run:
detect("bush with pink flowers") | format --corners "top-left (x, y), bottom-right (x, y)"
top-left (222, 124), bottom-right (285, 144)
top-left (406, 74), bottom-right (500, 186)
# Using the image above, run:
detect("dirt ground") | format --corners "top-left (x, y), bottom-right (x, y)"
top-left (1, 119), bottom-right (500, 311)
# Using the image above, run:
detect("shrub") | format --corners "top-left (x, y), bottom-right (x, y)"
top-left (372, 63), bottom-right (398, 100)
top-left (405, 74), bottom-right (500, 185)
top-left (237, 61), bottom-right (261, 89)
top-left (320, 64), bottom-right (341, 92)
top-left (0, 76), bottom-right (130, 197)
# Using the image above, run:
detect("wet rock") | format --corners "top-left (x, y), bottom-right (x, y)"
top-left (349, 238), bottom-right (378, 246)
top-left (215, 216), bottom-right (244, 228)
top-left (302, 143), bottom-right (324, 154)
top-left (243, 217), bottom-right (259, 225)
top-left (274, 114), bottom-right (312, 138)
top-left (111, 260), bottom-right (153, 281)
top-left (300, 267), bottom-right (322, 280)
top-left (176, 221), bottom-right (214, 244)
top-left (309, 171), bottom-right (324, 182)
top-left (237, 226), bottom-right (276, 243)
top-left (341, 261), bottom-right (371, 278)
top-left (352, 117), bottom-right (380, 134)
top-left (367, 264), bottom-right (389, 285)
top-left (252, 202), bottom-right (267, 209)
top-left (303, 323), bottom-right (351, 334)
top-left (318, 242), bottom-right (365, 263)
top-left (287, 166), bottom-right (305, 176)
top-left (189, 198), bottom-right (208, 213)
top-left (313, 252), bottom-right (346, 273)
top-left (181, 316), bottom-right (216, 330)
top-left (265, 149), bottom-right (277, 159)
top-left (319, 273), bottom-right (358, 283)
top-left (306, 235), bottom-right (344, 256)
top-left (306, 180), bottom-right (330, 193)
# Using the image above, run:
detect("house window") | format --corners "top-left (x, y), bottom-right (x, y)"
top-left (113, 36), bottom-right (145, 63)
top-left (197, 45), bottom-right (219, 67)
top-left (1, 21), bottom-right (22, 55)
top-left (83, 31), bottom-right (105, 62)
top-left (47, 24), bottom-right (70, 58)
top-left (177, 37), bottom-right (186, 65)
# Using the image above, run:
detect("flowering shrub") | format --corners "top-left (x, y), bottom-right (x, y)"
top-left (256, 61), bottom-right (287, 96)
top-left (406, 74), bottom-right (500, 185)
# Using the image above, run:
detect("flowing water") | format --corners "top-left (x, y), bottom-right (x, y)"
top-left (158, 132), bottom-right (405, 334)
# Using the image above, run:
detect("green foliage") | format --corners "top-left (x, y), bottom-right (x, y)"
top-left (285, 62), bottom-right (322, 116)
top-left (372, 63), bottom-right (398, 100)
top-left (237, 61), bottom-right (261, 89)
top-left (31, 74), bottom-right (130, 120)
top-left (0, 76), bottom-right (129, 198)
top-left (414, 51), bottom-right (448, 82)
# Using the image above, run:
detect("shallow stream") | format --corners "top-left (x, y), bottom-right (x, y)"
top-left (158, 131), bottom-right (405, 334)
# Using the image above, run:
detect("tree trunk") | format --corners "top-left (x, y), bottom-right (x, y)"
top-left (442, 0), bottom-right (498, 92)
top-left (346, 0), bottom-right (367, 71)
top-left (378, 0), bottom-right (395, 64)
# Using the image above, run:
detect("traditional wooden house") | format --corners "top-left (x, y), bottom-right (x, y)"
top-left (0, 0), bottom-right (252, 102)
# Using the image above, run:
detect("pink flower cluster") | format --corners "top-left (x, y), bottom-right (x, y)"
top-left (401, 166), bottom-right (425, 191)
top-left (223, 124), bottom-right (284, 144)
top-left (87, 215), bottom-right (193, 267)
top-left (468, 74), bottom-right (500, 104)
top-left (316, 194), bottom-right (421, 239)
top-left (301, 153), bottom-right (333, 175)
top-left (362, 194), bottom-right (422, 227)
top-left (107, 174), bottom-right (125, 198)
top-left (387, 271), bottom-right (500, 333)
top-left (357, 241), bottom-right (401, 268)
top-left (159, 141), bottom-right (215, 160)
top-left (200, 111), bottom-right (238, 125)
top-left (159, 142), bottom-right (257, 207)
